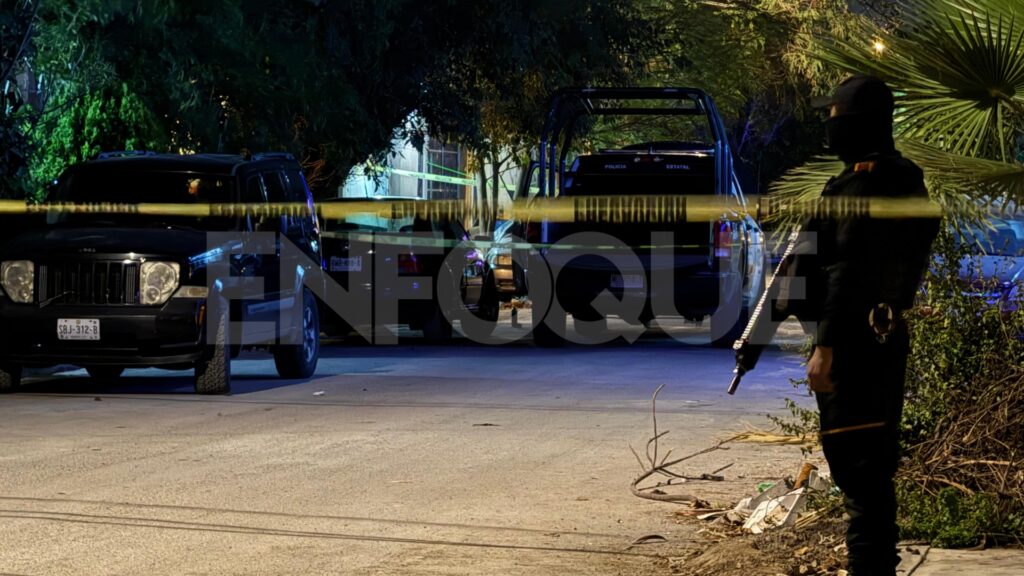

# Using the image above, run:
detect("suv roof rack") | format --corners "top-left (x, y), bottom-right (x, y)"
top-left (251, 152), bottom-right (295, 162)
top-left (96, 150), bottom-right (158, 160)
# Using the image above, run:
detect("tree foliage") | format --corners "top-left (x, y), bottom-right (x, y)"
top-left (815, 0), bottom-right (1024, 162)
top-left (415, 0), bottom-right (657, 230)
top-left (770, 0), bottom-right (1024, 218)
top-left (0, 0), bottom-right (36, 199)
top-left (2, 0), bottom-right (658, 202)
top-left (639, 0), bottom-right (854, 194)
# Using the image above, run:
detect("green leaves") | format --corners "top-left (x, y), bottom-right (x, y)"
top-left (899, 139), bottom-right (1024, 212)
top-left (809, 0), bottom-right (1024, 162)
top-left (771, 0), bottom-right (1024, 226)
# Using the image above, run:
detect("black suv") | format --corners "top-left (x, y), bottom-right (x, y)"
top-left (0, 152), bottom-right (324, 394)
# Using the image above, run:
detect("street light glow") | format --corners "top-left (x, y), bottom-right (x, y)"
top-left (873, 40), bottom-right (886, 54)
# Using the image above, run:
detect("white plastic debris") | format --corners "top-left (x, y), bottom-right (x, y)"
top-left (313, 391), bottom-right (325, 396)
top-left (742, 487), bottom-right (808, 534)
top-left (717, 469), bottom-right (835, 534)
top-left (804, 469), bottom-right (831, 493)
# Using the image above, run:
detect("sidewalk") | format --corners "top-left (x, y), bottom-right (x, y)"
top-left (899, 546), bottom-right (1024, 575)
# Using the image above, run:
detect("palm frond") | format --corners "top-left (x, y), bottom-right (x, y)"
top-left (766, 139), bottom-right (1022, 229)
top-left (808, 0), bottom-right (1024, 162)
top-left (899, 139), bottom-right (1024, 213)
top-left (765, 157), bottom-right (844, 229)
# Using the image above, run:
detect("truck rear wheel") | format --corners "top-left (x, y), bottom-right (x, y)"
top-left (533, 309), bottom-right (566, 347)
top-left (573, 314), bottom-right (607, 344)
top-left (710, 306), bottom-right (749, 348)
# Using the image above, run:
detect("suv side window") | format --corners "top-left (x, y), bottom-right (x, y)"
top-left (244, 174), bottom-right (267, 203)
top-left (282, 169), bottom-right (319, 241)
top-left (261, 171), bottom-right (302, 238)
top-left (282, 170), bottom-right (309, 203)
top-left (261, 171), bottom-right (288, 203)
top-left (242, 175), bottom-right (268, 232)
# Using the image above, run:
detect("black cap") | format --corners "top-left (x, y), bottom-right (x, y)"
top-left (813, 74), bottom-right (894, 120)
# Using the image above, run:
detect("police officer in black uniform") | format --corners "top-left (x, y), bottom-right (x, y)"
top-left (802, 75), bottom-right (939, 575)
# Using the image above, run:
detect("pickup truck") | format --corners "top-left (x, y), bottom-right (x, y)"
top-left (517, 87), bottom-right (765, 346)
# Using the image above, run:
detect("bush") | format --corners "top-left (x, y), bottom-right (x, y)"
top-left (897, 482), bottom-right (1020, 548)
top-left (899, 226), bottom-right (1024, 546)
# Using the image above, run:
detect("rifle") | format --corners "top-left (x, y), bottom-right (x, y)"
top-left (728, 230), bottom-right (802, 394)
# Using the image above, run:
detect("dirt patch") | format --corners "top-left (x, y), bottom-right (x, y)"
top-left (669, 519), bottom-right (847, 576)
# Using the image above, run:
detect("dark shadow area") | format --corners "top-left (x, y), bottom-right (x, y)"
top-left (18, 368), bottom-right (312, 396)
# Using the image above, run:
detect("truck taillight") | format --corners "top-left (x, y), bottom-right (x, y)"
top-left (397, 253), bottom-right (421, 275)
top-left (714, 221), bottom-right (733, 259)
top-left (525, 222), bottom-right (541, 245)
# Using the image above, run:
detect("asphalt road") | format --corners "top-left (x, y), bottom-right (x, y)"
top-left (0, 315), bottom-right (814, 575)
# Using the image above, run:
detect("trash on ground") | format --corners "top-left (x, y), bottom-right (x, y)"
top-left (695, 463), bottom-right (832, 534)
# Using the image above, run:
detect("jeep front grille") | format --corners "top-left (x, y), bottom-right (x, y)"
top-left (38, 261), bottom-right (141, 305)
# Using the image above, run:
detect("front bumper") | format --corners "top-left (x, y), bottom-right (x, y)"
top-left (0, 298), bottom-right (206, 368)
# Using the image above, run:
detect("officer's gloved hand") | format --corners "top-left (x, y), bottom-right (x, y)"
top-left (807, 346), bottom-right (834, 393)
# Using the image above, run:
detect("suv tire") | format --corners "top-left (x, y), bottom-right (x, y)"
top-left (461, 275), bottom-right (500, 341)
top-left (0, 366), bottom-right (22, 392)
top-left (195, 298), bottom-right (231, 394)
top-left (474, 277), bottom-right (501, 324)
top-left (273, 289), bottom-right (320, 379)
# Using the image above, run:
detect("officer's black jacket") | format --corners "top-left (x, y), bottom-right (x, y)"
top-left (790, 151), bottom-right (940, 347)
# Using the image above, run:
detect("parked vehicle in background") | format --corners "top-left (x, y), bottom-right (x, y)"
top-left (957, 217), bottom-right (1024, 311)
top-left (517, 87), bottom-right (765, 346)
top-left (0, 152), bottom-right (323, 394)
top-left (318, 196), bottom-right (500, 342)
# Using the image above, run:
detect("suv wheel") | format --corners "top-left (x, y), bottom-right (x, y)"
top-left (0, 366), bottom-right (22, 393)
top-left (474, 283), bottom-right (500, 324)
top-left (461, 276), bottom-right (500, 341)
top-left (86, 366), bottom-right (125, 380)
top-left (195, 298), bottom-right (231, 394)
top-left (273, 289), bottom-right (320, 379)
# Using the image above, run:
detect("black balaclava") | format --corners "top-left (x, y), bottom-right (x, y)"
top-left (824, 75), bottom-right (896, 165)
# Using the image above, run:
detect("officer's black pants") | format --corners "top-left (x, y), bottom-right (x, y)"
top-left (815, 325), bottom-right (909, 576)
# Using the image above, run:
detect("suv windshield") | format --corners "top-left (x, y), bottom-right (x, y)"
top-left (50, 168), bottom-right (239, 230)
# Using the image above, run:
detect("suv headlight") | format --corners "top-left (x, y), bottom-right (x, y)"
top-left (140, 261), bottom-right (180, 305)
top-left (1, 261), bottom-right (34, 304)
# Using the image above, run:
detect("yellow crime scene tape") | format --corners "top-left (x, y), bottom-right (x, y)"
top-left (0, 195), bottom-right (948, 223)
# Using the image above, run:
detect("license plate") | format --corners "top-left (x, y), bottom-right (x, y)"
top-left (610, 274), bottom-right (644, 289)
top-left (57, 319), bottom-right (100, 341)
top-left (330, 256), bottom-right (362, 272)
